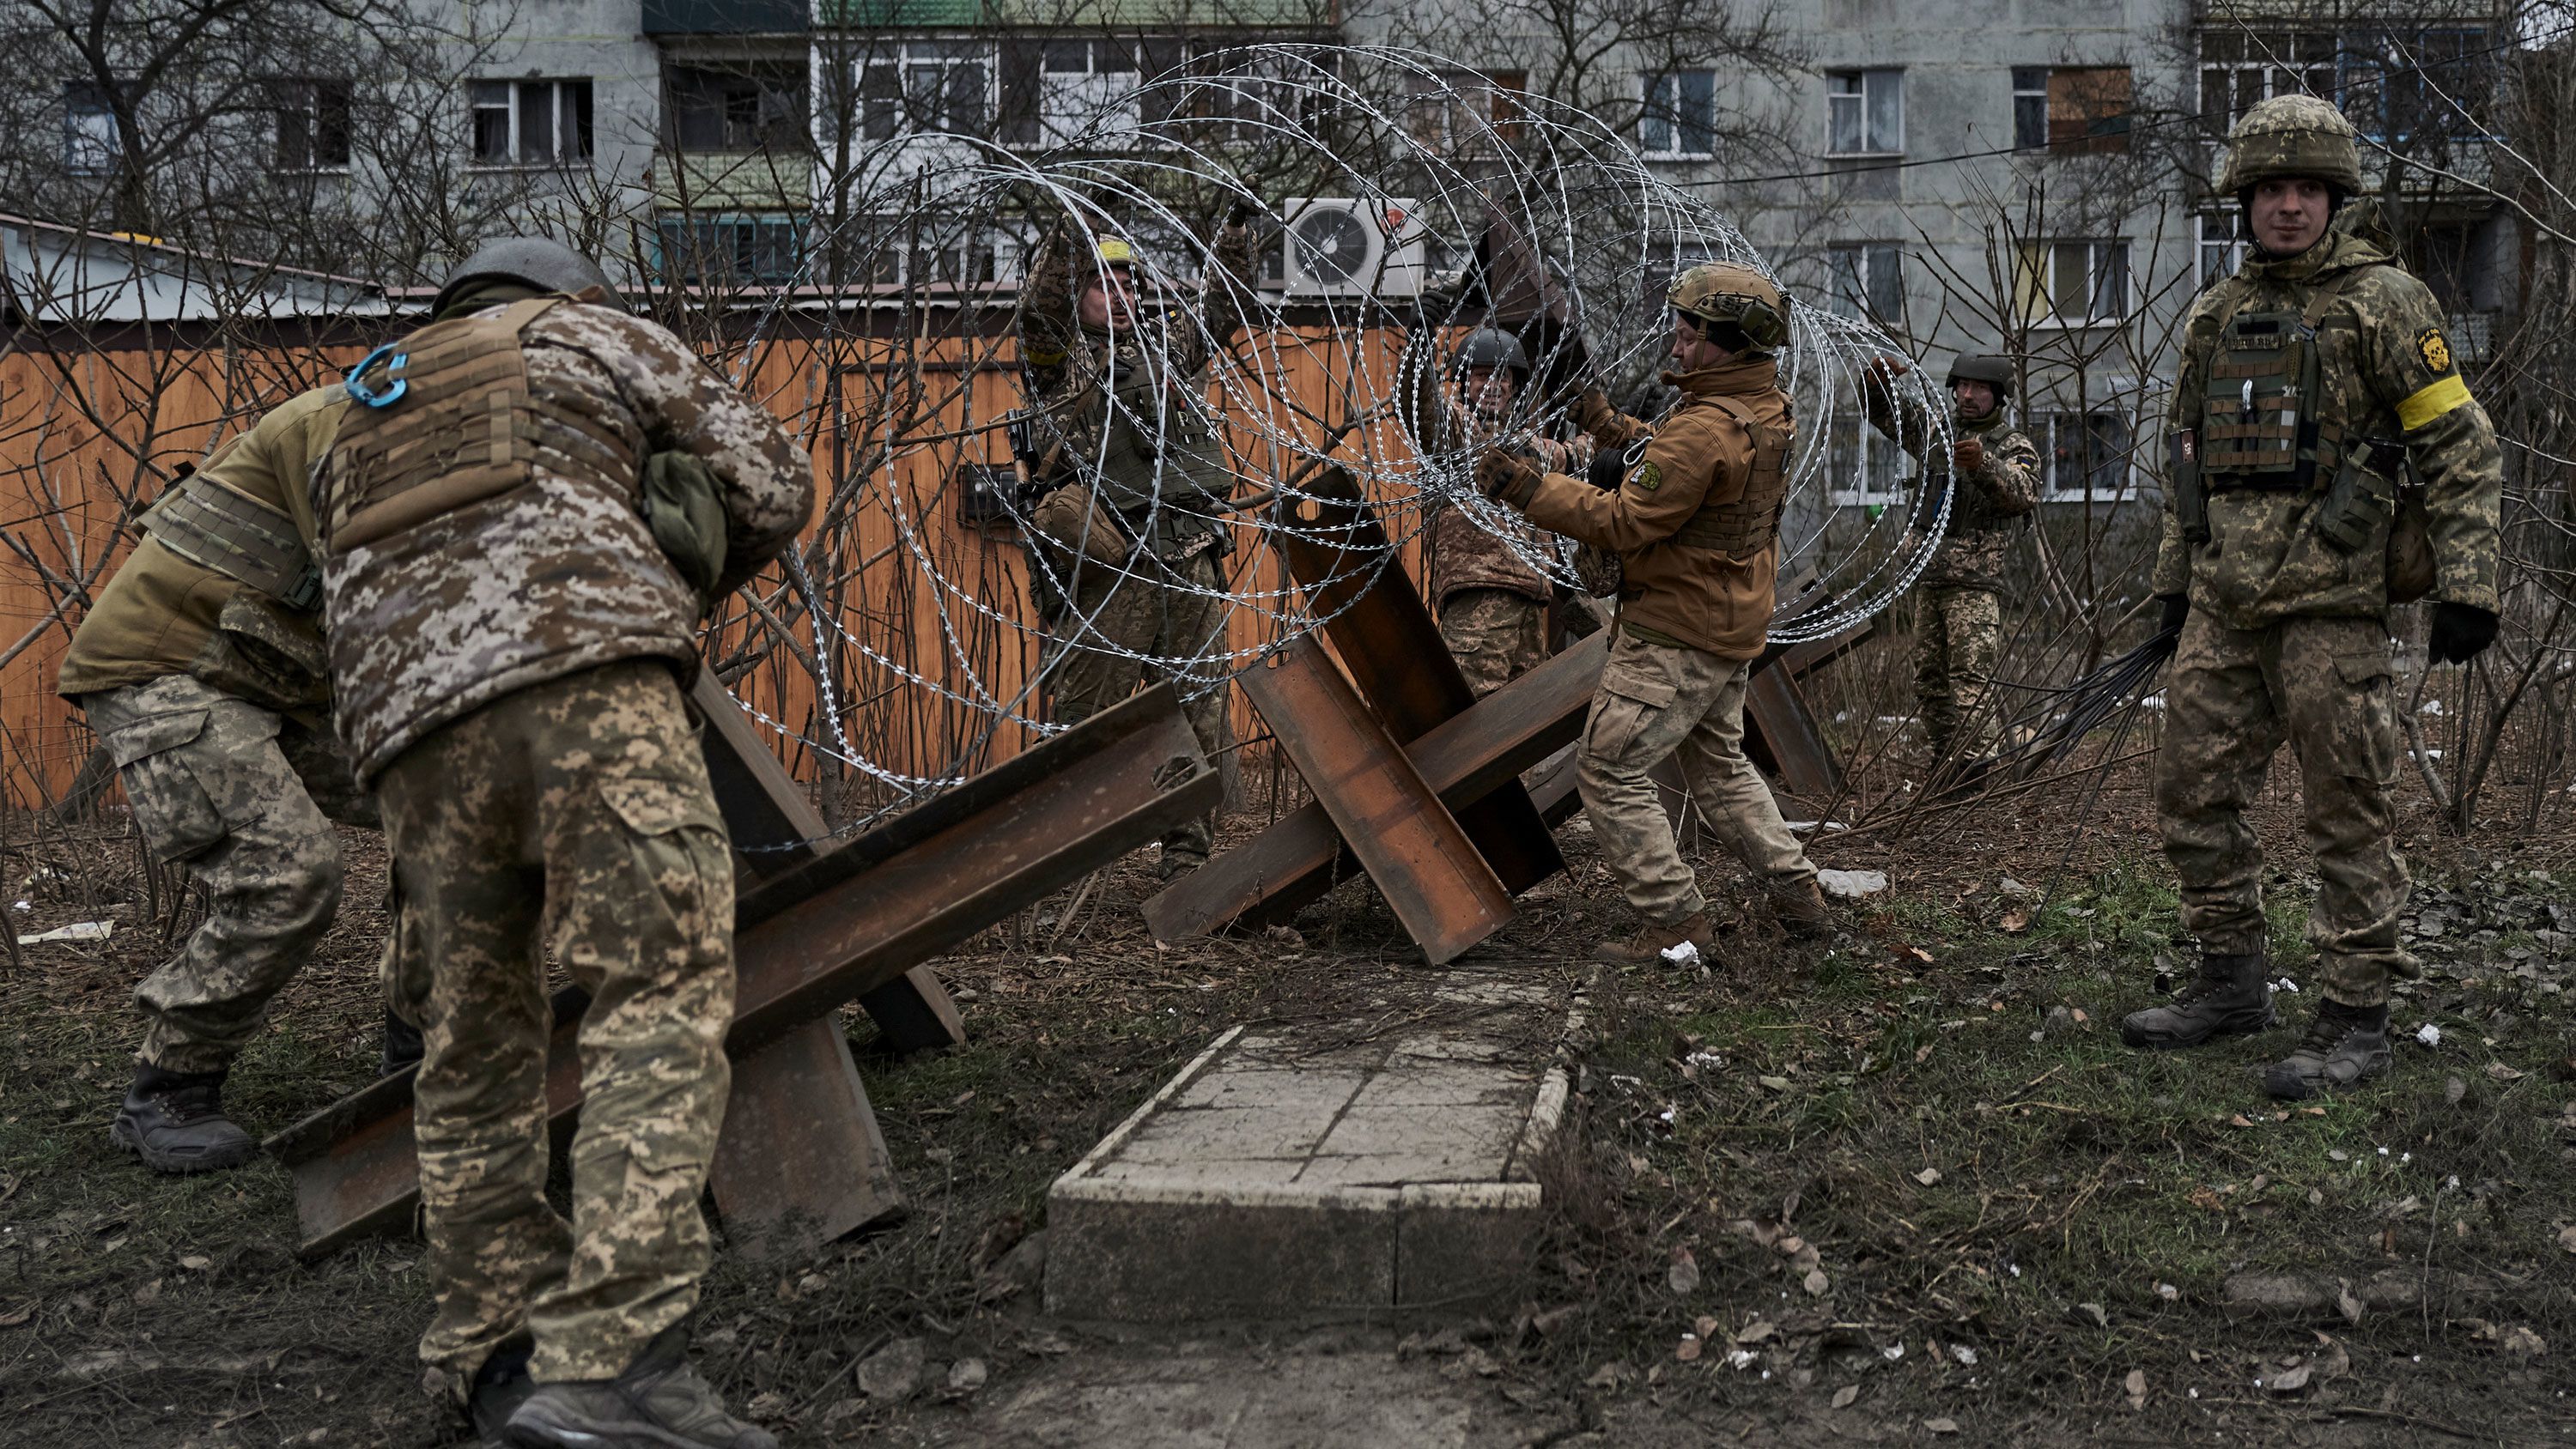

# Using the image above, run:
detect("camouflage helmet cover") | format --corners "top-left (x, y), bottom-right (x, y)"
top-left (1453, 327), bottom-right (1531, 379)
top-left (432, 236), bottom-right (618, 315)
top-left (1668, 262), bottom-right (1789, 351)
top-left (1944, 353), bottom-right (2015, 402)
top-left (2218, 94), bottom-right (2363, 196)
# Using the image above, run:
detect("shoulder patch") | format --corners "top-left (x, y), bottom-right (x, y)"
top-left (2415, 327), bottom-right (2452, 376)
top-left (1629, 460), bottom-right (1662, 493)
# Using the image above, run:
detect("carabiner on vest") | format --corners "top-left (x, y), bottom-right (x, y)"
top-left (345, 343), bottom-right (410, 409)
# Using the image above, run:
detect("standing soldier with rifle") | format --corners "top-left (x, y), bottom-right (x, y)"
top-left (2121, 97), bottom-right (2502, 1100)
top-left (59, 384), bottom-right (417, 1175)
top-left (1474, 264), bottom-right (1832, 961)
top-left (1015, 214), bottom-right (1256, 879)
top-left (317, 238), bottom-right (812, 1448)
top-left (1860, 353), bottom-right (2042, 761)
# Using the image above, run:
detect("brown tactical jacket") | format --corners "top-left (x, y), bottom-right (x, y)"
top-left (1517, 359), bottom-right (1793, 661)
top-left (315, 296), bottom-right (814, 782)
top-left (58, 385), bottom-right (346, 713)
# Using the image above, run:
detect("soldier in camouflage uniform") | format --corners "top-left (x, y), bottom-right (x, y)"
top-left (1424, 329), bottom-right (1580, 697)
top-left (57, 385), bottom-right (416, 1174)
top-left (1018, 220), bottom-right (1256, 878)
top-left (1861, 354), bottom-right (2043, 758)
top-left (316, 239), bottom-right (811, 1448)
top-left (1478, 264), bottom-right (1831, 960)
top-left (2120, 98), bottom-right (2502, 1100)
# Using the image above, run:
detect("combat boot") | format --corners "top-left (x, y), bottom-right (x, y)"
top-left (468, 1338), bottom-right (535, 1448)
top-left (380, 1010), bottom-right (425, 1078)
top-left (1595, 912), bottom-right (1715, 967)
top-left (2119, 953), bottom-right (2275, 1050)
top-left (2263, 1001), bottom-right (2392, 1100)
top-left (1155, 846), bottom-right (1207, 882)
top-left (1768, 878), bottom-right (1833, 940)
top-left (110, 1064), bottom-right (257, 1173)
top-left (507, 1323), bottom-right (777, 1449)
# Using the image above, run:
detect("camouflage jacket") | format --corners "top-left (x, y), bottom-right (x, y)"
top-left (1862, 385), bottom-right (2041, 594)
top-left (2153, 230), bottom-right (2503, 627)
top-left (315, 298), bottom-right (813, 782)
top-left (1016, 226), bottom-right (1256, 523)
top-left (58, 385), bottom-right (347, 714)
top-left (1419, 354), bottom-right (1560, 605)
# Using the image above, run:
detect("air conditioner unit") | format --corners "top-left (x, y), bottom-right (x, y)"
top-left (1281, 197), bottom-right (1425, 299)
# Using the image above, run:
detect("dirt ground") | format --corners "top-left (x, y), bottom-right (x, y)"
top-left (2, 757), bottom-right (2573, 1448)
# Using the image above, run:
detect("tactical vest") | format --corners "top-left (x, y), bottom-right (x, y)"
top-left (2197, 272), bottom-right (2362, 491)
top-left (1671, 395), bottom-right (1793, 556)
top-left (324, 296), bottom-right (637, 553)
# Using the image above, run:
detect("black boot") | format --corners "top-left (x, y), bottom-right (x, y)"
top-left (379, 1010), bottom-right (425, 1078)
top-left (467, 1338), bottom-right (536, 1448)
top-left (2264, 1000), bottom-right (2392, 1100)
top-left (110, 1064), bottom-right (257, 1174)
top-left (2120, 952), bottom-right (2275, 1050)
top-left (507, 1323), bottom-right (776, 1449)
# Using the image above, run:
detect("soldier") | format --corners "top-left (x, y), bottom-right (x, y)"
top-left (1475, 264), bottom-right (1831, 961)
top-left (1423, 328), bottom-right (1586, 697)
top-left (57, 383), bottom-right (417, 1175)
top-left (316, 238), bottom-right (812, 1447)
top-left (2120, 97), bottom-right (2502, 1100)
top-left (1860, 353), bottom-right (2043, 759)
top-left (1017, 217), bottom-right (1256, 878)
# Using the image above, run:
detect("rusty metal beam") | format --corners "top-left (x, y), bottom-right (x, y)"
top-left (268, 683), bottom-right (1218, 1257)
top-left (1272, 468), bottom-right (1565, 900)
top-left (1146, 631), bottom-right (1607, 943)
top-left (1240, 637), bottom-right (1515, 963)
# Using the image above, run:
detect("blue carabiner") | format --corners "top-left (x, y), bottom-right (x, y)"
top-left (345, 343), bottom-right (410, 409)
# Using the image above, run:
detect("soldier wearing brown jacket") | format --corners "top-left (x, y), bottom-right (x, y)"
top-left (1478, 264), bottom-right (1830, 961)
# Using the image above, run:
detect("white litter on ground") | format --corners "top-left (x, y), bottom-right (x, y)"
top-left (16, 920), bottom-right (112, 945)
top-left (1817, 869), bottom-right (1889, 900)
top-left (1661, 939), bottom-right (1703, 967)
top-left (2415, 1023), bottom-right (2442, 1046)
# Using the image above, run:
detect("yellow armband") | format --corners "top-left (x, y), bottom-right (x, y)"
top-left (2396, 374), bottom-right (2472, 433)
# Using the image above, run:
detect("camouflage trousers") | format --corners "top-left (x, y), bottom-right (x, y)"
top-left (1914, 585), bottom-right (2002, 757)
top-left (1439, 588), bottom-right (1549, 699)
top-left (1043, 549), bottom-right (1230, 860)
top-left (81, 674), bottom-right (377, 1076)
top-left (1577, 631), bottom-right (1817, 926)
top-left (374, 660), bottom-right (736, 1385)
top-left (2156, 611), bottom-right (2416, 1006)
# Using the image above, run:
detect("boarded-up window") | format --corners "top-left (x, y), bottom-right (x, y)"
top-left (2047, 67), bottom-right (2129, 154)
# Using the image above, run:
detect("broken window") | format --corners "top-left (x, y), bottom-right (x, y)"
top-left (665, 64), bottom-right (806, 153)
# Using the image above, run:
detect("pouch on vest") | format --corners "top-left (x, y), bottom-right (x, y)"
top-left (1028, 482), bottom-right (1133, 566)
top-left (640, 451), bottom-right (730, 609)
top-left (2385, 486), bottom-right (2434, 603)
top-left (191, 591), bottom-right (331, 712)
top-left (2170, 428), bottom-right (2208, 543)
top-left (2312, 437), bottom-right (2397, 555)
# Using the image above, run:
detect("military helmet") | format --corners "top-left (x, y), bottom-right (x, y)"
top-left (1668, 262), bottom-right (1789, 352)
top-left (1453, 327), bottom-right (1531, 379)
top-left (2218, 94), bottom-right (2362, 196)
top-left (1944, 354), bottom-right (2015, 403)
top-left (432, 236), bottom-right (617, 315)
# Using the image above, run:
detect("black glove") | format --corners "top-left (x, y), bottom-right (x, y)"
top-left (2156, 592), bottom-right (2189, 638)
top-left (2427, 602), bottom-right (2499, 664)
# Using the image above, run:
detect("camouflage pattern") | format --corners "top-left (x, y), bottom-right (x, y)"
top-left (1438, 587), bottom-right (1549, 699)
top-left (1428, 491), bottom-right (1556, 606)
top-left (2151, 230), bottom-right (2503, 624)
top-left (1862, 390), bottom-right (2042, 593)
top-left (58, 385), bottom-right (347, 713)
top-left (315, 300), bottom-right (813, 783)
top-left (1913, 585), bottom-right (2002, 757)
top-left (80, 672), bottom-right (375, 1075)
top-left (1042, 549), bottom-right (1231, 860)
top-left (1577, 631), bottom-right (1817, 926)
top-left (2156, 611), bottom-right (2415, 1006)
top-left (375, 660), bottom-right (734, 1386)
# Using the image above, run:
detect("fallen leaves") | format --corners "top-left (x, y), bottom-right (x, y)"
top-left (2123, 1368), bottom-right (2148, 1410)
top-left (1667, 1247), bottom-right (1701, 1297)
top-left (1913, 1167), bottom-right (1943, 1187)
top-left (1832, 1384), bottom-right (1859, 1409)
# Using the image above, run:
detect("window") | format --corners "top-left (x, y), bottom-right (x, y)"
top-left (860, 42), bottom-right (991, 141)
top-left (1826, 241), bottom-right (1904, 321)
top-left (656, 214), bottom-right (805, 287)
top-left (2039, 408), bottom-right (2135, 499)
top-left (2016, 239), bottom-right (2129, 324)
top-left (2197, 211), bottom-right (2246, 284)
top-left (271, 79), bottom-right (351, 171)
top-left (1413, 69), bottom-right (1526, 151)
top-left (1033, 39), bottom-right (1141, 144)
top-left (1826, 410), bottom-right (1904, 507)
top-left (1640, 70), bottom-right (1716, 159)
top-left (2013, 66), bottom-right (2129, 154)
top-left (665, 64), bottom-right (805, 152)
top-left (471, 79), bottom-right (593, 166)
top-left (2342, 29), bottom-right (2494, 145)
top-left (2197, 31), bottom-right (2334, 133)
top-left (1826, 69), bottom-right (1901, 155)
top-left (2012, 68), bottom-right (2048, 150)
top-left (64, 80), bottom-right (119, 176)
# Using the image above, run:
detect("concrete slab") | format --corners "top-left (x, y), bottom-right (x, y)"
top-left (1045, 973), bottom-right (1574, 1321)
